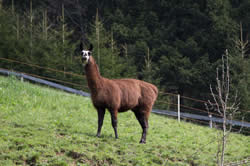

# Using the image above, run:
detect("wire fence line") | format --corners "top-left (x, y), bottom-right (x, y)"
top-left (1, 57), bottom-right (250, 130)
top-left (1, 68), bottom-right (250, 131)
top-left (224, 157), bottom-right (250, 166)
top-left (0, 58), bottom-right (234, 106)
top-left (1, 57), bottom-right (250, 114)
top-left (0, 68), bottom-right (90, 97)
top-left (153, 109), bottom-right (250, 128)
top-left (0, 57), bottom-right (84, 78)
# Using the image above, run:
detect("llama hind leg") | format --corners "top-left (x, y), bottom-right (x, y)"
top-left (110, 110), bottom-right (118, 139)
top-left (134, 110), bottom-right (149, 144)
top-left (97, 108), bottom-right (106, 137)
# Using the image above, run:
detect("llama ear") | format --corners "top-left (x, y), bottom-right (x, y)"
top-left (89, 44), bottom-right (93, 51)
top-left (80, 42), bottom-right (83, 51)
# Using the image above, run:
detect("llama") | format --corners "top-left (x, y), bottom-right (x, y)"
top-left (80, 43), bottom-right (158, 143)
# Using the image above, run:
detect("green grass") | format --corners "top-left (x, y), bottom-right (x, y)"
top-left (0, 76), bottom-right (249, 166)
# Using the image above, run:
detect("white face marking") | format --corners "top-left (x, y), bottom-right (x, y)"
top-left (81, 50), bottom-right (91, 64)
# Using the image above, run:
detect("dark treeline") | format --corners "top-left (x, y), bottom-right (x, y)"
top-left (0, 0), bottom-right (250, 120)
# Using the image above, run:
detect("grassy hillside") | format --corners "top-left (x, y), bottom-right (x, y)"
top-left (0, 76), bottom-right (249, 166)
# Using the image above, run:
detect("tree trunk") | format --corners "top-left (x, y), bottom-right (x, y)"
top-left (11, 0), bottom-right (15, 14)
top-left (16, 14), bottom-right (19, 40)
top-left (220, 117), bottom-right (226, 166)
top-left (62, 3), bottom-right (65, 78)
top-left (96, 8), bottom-right (100, 70)
top-left (30, 0), bottom-right (33, 57)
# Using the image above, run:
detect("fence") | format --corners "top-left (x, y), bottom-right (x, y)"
top-left (1, 67), bottom-right (250, 132)
top-left (224, 157), bottom-right (250, 166)
top-left (0, 68), bottom-right (90, 97)
top-left (1, 57), bottom-right (250, 131)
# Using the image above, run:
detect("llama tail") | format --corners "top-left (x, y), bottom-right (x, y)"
top-left (151, 85), bottom-right (158, 99)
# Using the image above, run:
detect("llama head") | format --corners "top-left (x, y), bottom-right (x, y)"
top-left (80, 43), bottom-right (93, 65)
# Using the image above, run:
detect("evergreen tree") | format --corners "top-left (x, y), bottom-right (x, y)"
top-left (87, 9), bottom-right (136, 79)
top-left (230, 24), bottom-right (250, 120)
top-left (1, 0), bottom-right (249, 117)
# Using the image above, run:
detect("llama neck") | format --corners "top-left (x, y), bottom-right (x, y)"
top-left (85, 56), bottom-right (103, 93)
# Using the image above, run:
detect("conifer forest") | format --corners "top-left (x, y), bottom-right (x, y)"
top-left (0, 0), bottom-right (250, 121)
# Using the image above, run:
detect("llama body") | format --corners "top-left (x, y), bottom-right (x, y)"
top-left (81, 44), bottom-right (158, 143)
top-left (90, 77), bottom-right (157, 113)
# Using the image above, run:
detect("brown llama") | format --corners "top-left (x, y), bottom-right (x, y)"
top-left (80, 43), bottom-right (158, 143)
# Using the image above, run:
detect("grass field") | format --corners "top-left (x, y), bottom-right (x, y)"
top-left (0, 76), bottom-right (249, 166)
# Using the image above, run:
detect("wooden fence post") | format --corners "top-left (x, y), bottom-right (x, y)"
top-left (178, 94), bottom-right (180, 122)
top-left (209, 114), bottom-right (213, 128)
top-left (0, 0), bottom-right (2, 10)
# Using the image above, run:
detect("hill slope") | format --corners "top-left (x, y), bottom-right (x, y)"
top-left (0, 76), bottom-right (249, 166)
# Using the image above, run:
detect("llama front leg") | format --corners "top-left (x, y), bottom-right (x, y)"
top-left (110, 110), bottom-right (118, 139)
top-left (96, 108), bottom-right (105, 137)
